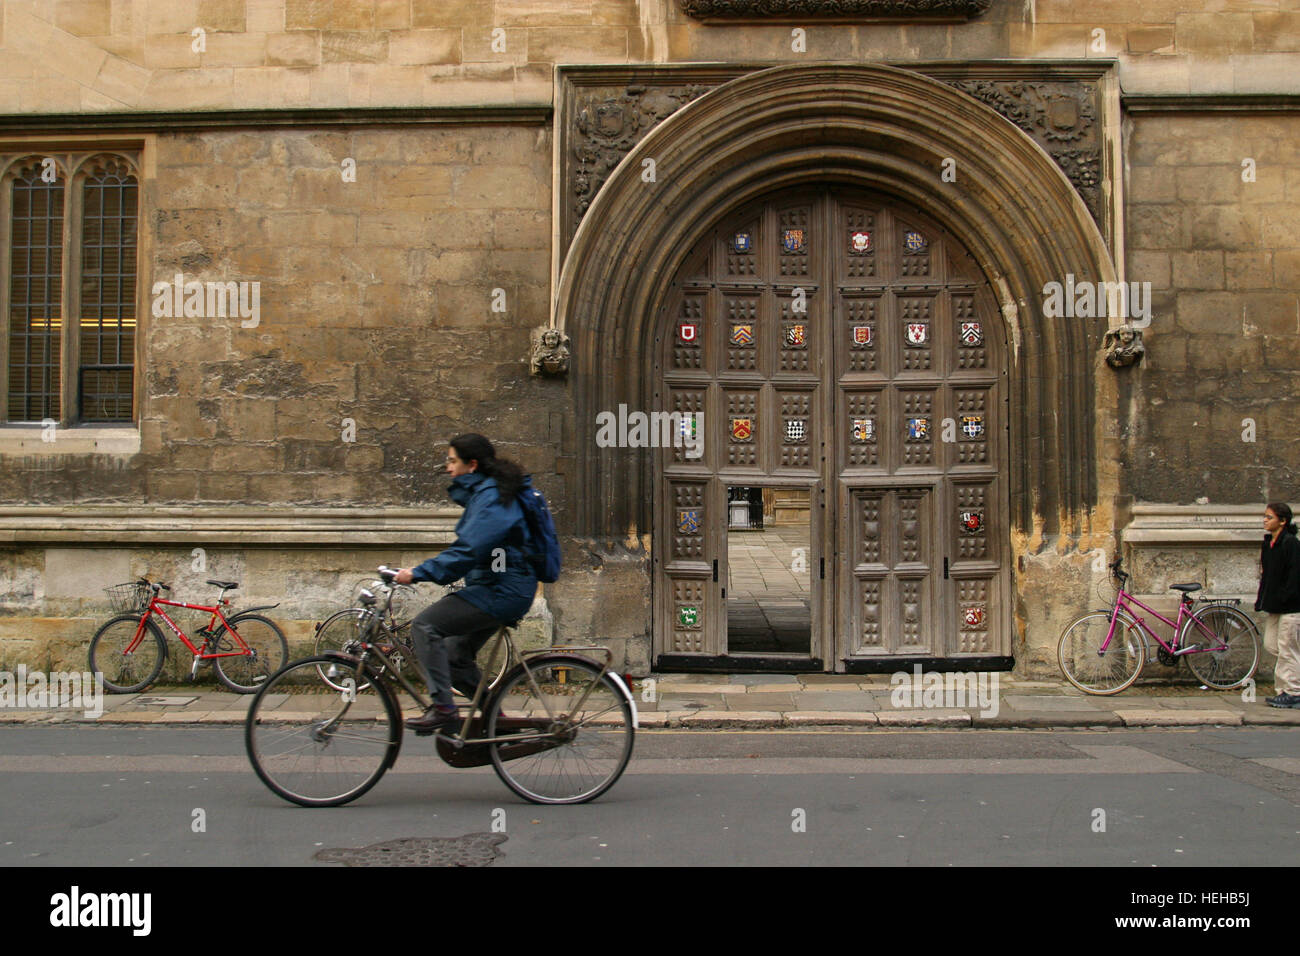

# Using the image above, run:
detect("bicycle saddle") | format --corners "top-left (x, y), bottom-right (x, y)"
top-left (207, 579), bottom-right (239, 590)
top-left (1168, 582), bottom-right (1202, 593)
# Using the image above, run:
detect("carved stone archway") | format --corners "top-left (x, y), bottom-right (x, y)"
top-left (553, 63), bottom-right (1120, 669)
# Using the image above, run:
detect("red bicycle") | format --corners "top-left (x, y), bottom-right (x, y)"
top-left (90, 578), bottom-right (288, 694)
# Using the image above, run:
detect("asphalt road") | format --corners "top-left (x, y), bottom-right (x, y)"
top-left (0, 726), bottom-right (1295, 867)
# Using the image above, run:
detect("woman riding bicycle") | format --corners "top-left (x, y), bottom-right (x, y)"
top-left (395, 434), bottom-right (538, 734)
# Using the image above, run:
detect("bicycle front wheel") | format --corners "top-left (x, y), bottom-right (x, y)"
top-left (213, 613), bottom-right (289, 693)
top-left (1058, 610), bottom-right (1145, 695)
top-left (1182, 604), bottom-right (1260, 689)
top-left (89, 615), bottom-right (167, 694)
top-left (486, 655), bottom-right (634, 805)
top-left (245, 656), bottom-right (400, 807)
top-left (313, 608), bottom-right (386, 691)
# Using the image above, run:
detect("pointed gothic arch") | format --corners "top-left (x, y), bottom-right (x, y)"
top-left (555, 62), bottom-right (1117, 544)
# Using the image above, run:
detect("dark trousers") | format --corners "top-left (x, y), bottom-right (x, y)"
top-left (409, 594), bottom-right (500, 708)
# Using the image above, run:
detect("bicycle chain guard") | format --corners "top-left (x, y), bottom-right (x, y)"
top-left (433, 716), bottom-right (562, 768)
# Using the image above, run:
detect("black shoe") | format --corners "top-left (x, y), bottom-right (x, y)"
top-left (404, 707), bottom-right (459, 736)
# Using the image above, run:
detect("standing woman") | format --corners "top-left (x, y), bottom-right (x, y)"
top-left (395, 434), bottom-right (538, 733)
top-left (1256, 502), bottom-right (1300, 708)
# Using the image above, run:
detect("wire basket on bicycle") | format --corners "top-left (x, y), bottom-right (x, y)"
top-left (103, 581), bottom-right (150, 615)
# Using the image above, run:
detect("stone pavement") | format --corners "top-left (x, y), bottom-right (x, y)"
top-left (3, 672), bottom-right (1298, 729)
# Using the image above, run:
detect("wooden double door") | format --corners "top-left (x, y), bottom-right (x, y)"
top-left (654, 188), bottom-right (1010, 670)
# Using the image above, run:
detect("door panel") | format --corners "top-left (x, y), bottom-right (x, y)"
top-left (655, 188), bottom-right (1008, 669)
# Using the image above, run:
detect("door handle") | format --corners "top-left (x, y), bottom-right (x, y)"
top-left (943, 557), bottom-right (949, 580)
top-left (713, 559), bottom-right (718, 582)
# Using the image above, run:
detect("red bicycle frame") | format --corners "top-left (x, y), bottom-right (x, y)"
top-left (127, 593), bottom-right (252, 660)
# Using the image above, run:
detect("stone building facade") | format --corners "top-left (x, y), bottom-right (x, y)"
top-left (0, 0), bottom-right (1297, 679)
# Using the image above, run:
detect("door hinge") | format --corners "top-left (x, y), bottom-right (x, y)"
top-left (713, 558), bottom-right (718, 582)
top-left (820, 557), bottom-right (825, 580)
top-left (943, 557), bottom-right (949, 580)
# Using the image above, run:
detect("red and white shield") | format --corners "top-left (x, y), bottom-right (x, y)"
top-left (905, 323), bottom-right (928, 346)
top-left (677, 323), bottom-right (698, 343)
top-left (852, 325), bottom-right (873, 346)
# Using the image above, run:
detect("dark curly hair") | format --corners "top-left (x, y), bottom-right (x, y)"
top-left (450, 433), bottom-right (525, 503)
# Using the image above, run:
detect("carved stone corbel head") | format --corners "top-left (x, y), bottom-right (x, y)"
top-left (531, 326), bottom-right (571, 377)
top-left (1103, 324), bottom-right (1145, 369)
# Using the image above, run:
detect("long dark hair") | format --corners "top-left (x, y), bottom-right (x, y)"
top-left (1267, 501), bottom-right (1296, 536)
top-left (451, 433), bottom-right (525, 503)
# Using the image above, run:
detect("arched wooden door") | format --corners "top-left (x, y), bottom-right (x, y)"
top-left (654, 187), bottom-right (1011, 671)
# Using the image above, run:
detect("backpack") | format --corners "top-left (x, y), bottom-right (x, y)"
top-left (517, 480), bottom-right (562, 583)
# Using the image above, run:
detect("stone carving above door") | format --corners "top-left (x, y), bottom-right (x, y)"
top-left (946, 79), bottom-right (1101, 221)
top-left (569, 80), bottom-right (715, 238)
top-left (678, 0), bottom-right (992, 18)
top-left (559, 65), bottom-right (1112, 258)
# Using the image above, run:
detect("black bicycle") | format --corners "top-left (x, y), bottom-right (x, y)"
top-left (245, 567), bottom-right (636, 807)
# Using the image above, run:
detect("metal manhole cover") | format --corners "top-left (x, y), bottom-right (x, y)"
top-left (314, 833), bottom-right (507, 867)
top-left (133, 696), bottom-right (198, 706)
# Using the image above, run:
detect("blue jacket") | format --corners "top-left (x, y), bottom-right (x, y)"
top-left (410, 472), bottom-right (538, 623)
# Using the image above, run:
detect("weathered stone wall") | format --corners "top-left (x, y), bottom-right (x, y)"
top-left (1124, 113), bottom-right (1300, 505)
top-left (3, 1), bottom-right (1299, 115)
top-left (1, 122), bottom-right (558, 507)
top-left (0, 542), bottom-right (555, 674)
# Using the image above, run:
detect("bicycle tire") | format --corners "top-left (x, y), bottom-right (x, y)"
top-left (212, 613), bottom-right (289, 693)
top-left (1181, 604), bottom-right (1261, 690)
top-left (245, 655), bottom-right (400, 807)
top-left (1057, 610), bottom-right (1145, 695)
top-left (485, 655), bottom-right (634, 805)
top-left (89, 615), bottom-right (168, 694)
top-left (313, 608), bottom-right (394, 691)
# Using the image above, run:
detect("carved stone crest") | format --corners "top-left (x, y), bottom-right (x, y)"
top-left (570, 82), bottom-right (712, 232)
top-left (946, 79), bottom-right (1101, 220)
top-left (531, 326), bottom-right (571, 377)
top-left (1103, 324), bottom-right (1145, 369)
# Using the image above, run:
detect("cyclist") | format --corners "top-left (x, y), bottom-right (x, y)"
top-left (395, 434), bottom-right (539, 733)
top-left (1257, 502), bottom-right (1300, 708)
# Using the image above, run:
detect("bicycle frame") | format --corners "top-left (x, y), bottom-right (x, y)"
top-left (135, 596), bottom-right (250, 660)
top-left (326, 606), bottom-right (627, 749)
top-left (1102, 587), bottom-right (1226, 658)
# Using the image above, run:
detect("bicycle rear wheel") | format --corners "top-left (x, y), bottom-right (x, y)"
top-left (485, 655), bottom-right (634, 805)
top-left (89, 615), bottom-right (167, 694)
top-left (245, 656), bottom-right (400, 807)
top-left (1182, 604), bottom-right (1260, 689)
top-left (1058, 610), bottom-right (1145, 695)
top-left (213, 613), bottom-right (289, 693)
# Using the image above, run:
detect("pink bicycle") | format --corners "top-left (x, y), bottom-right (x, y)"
top-left (1057, 557), bottom-right (1261, 695)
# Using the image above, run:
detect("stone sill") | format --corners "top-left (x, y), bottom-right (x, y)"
top-left (0, 505), bottom-right (461, 546)
top-left (0, 426), bottom-right (140, 456)
top-left (1124, 504), bottom-right (1264, 545)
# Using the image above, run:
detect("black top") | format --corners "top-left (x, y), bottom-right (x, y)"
top-left (1255, 527), bottom-right (1300, 614)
